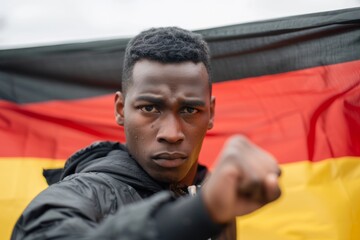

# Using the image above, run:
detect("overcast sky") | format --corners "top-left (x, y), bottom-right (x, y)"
top-left (0, 0), bottom-right (359, 49)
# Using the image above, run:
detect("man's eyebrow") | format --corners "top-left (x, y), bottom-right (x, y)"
top-left (135, 95), bottom-right (206, 107)
top-left (180, 99), bottom-right (206, 107)
top-left (135, 95), bottom-right (164, 105)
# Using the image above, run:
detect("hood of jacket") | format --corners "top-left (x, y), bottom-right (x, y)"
top-left (43, 141), bottom-right (208, 195)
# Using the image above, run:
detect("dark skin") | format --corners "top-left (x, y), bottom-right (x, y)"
top-left (115, 59), bottom-right (281, 224)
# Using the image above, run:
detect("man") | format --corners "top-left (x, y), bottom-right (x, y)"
top-left (12, 27), bottom-right (281, 240)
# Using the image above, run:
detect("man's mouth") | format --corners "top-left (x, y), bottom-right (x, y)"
top-left (152, 152), bottom-right (187, 168)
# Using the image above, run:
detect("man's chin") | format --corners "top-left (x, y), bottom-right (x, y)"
top-left (150, 172), bottom-right (184, 185)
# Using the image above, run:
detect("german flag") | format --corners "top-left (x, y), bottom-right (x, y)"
top-left (1, 7), bottom-right (360, 240)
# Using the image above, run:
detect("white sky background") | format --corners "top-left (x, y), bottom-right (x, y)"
top-left (0, 0), bottom-right (359, 49)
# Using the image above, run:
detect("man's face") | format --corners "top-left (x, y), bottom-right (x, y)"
top-left (115, 59), bottom-right (215, 185)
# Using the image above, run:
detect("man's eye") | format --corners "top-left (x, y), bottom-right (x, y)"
top-left (182, 107), bottom-right (198, 114)
top-left (140, 105), bottom-right (158, 113)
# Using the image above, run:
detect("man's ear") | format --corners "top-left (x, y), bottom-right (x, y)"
top-left (208, 96), bottom-right (216, 130)
top-left (114, 91), bottom-right (125, 126)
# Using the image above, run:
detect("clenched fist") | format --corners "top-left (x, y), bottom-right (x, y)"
top-left (202, 135), bottom-right (281, 224)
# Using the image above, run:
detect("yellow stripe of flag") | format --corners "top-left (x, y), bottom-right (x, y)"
top-left (0, 157), bottom-right (359, 240)
top-left (0, 158), bottom-right (65, 239)
top-left (237, 157), bottom-right (360, 240)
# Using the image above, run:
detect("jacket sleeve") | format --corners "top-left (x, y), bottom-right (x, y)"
top-left (11, 173), bottom-right (224, 240)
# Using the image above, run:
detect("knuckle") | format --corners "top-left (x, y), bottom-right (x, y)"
top-left (233, 135), bottom-right (251, 146)
top-left (249, 175), bottom-right (262, 189)
top-left (227, 134), bottom-right (250, 147)
top-left (270, 186), bottom-right (282, 202)
top-left (240, 176), bottom-right (262, 194)
top-left (225, 149), bottom-right (239, 161)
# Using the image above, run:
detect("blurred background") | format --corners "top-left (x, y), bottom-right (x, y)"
top-left (0, 0), bottom-right (359, 49)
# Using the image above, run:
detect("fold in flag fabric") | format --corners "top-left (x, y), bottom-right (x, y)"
top-left (1, 7), bottom-right (360, 240)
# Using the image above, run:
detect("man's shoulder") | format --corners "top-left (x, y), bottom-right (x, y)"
top-left (61, 141), bottom-right (126, 178)
top-left (66, 141), bottom-right (124, 166)
top-left (43, 141), bottom-right (128, 185)
top-left (32, 171), bottom-right (142, 214)
top-left (58, 171), bottom-right (138, 197)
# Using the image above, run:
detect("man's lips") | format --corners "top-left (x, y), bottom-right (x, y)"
top-left (151, 152), bottom-right (187, 168)
top-left (152, 152), bottom-right (187, 160)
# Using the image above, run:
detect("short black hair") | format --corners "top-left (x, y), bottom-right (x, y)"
top-left (122, 27), bottom-right (211, 94)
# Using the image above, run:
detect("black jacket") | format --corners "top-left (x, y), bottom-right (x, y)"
top-left (11, 141), bottom-right (224, 240)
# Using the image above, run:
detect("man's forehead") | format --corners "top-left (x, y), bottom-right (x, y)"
top-left (131, 59), bottom-right (208, 81)
top-left (124, 59), bottom-right (210, 99)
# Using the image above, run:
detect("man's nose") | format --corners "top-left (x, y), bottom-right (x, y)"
top-left (156, 114), bottom-right (185, 144)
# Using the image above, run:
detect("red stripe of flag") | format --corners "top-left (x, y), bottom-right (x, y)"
top-left (1, 60), bottom-right (359, 166)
